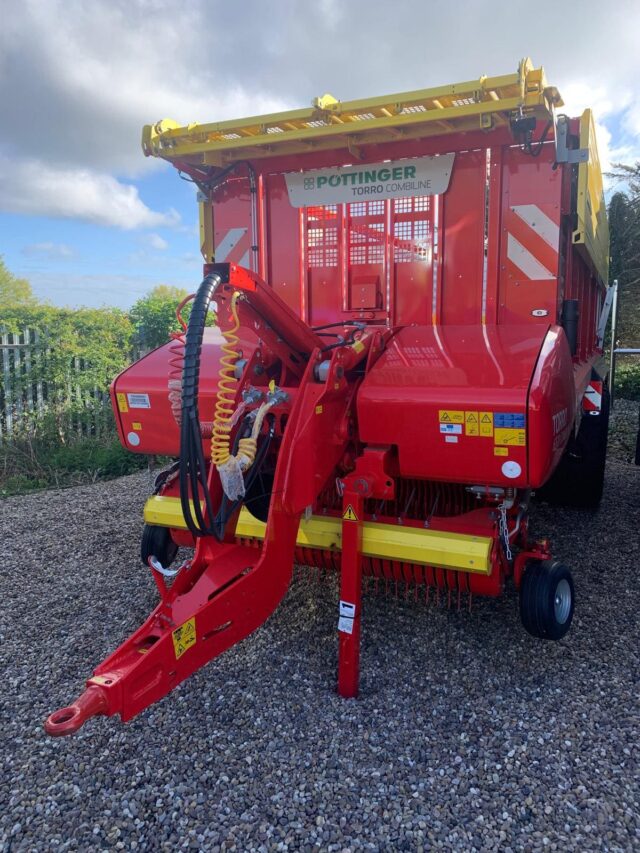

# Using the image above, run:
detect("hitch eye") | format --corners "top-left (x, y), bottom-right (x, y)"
top-left (49, 707), bottom-right (78, 725)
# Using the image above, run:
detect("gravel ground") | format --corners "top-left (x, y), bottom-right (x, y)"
top-left (1, 410), bottom-right (639, 852)
top-left (609, 398), bottom-right (639, 464)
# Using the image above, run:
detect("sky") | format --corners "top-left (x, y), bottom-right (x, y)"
top-left (1, 0), bottom-right (639, 310)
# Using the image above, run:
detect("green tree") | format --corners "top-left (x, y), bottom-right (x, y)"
top-left (607, 164), bottom-right (640, 399)
top-left (129, 285), bottom-right (190, 350)
top-left (1, 302), bottom-right (134, 443)
top-left (607, 167), bottom-right (640, 348)
top-left (0, 257), bottom-right (36, 308)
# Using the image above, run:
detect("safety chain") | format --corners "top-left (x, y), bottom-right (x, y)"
top-left (498, 502), bottom-right (513, 563)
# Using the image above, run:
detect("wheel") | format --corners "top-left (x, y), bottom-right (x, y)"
top-left (243, 469), bottom-right (274, 522)
top-left (519, 559), bottom-right (574, 640)
top-left (141, 524), bottom-right (178, 567)
top-left (539, 382), bottom-right (610, 509)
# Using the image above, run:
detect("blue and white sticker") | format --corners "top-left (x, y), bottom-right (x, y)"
top-left (127, 392), bottom-right (151, 409)
top-left (495, 412), bottom-right (525, 428)
top-left (439, 423), bottom-right (462, 434)
top-left (338, 600), bottom-right (356, 634)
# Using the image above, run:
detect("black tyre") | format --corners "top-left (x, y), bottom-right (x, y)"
top-left (243, 469), bottom-right (274, 523)
top-left (539, 383), bottom-right (610, 509)
top-left (141, 524), bottom-right (178, 567)
top-left (519, 559), bottom-right (574, 640)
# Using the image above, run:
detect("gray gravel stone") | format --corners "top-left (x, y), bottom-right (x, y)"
top-left (0, 424), bottom-right (638, 851)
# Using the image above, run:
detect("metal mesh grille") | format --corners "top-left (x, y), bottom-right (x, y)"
top-left (348, 201), bottom-right (385, 265)
top-left (306, 206), bottom-right (339, 267)
top-left (393, 197), bottom-right (431, 262)
top-left (394, 196), bottom-right (430, 214)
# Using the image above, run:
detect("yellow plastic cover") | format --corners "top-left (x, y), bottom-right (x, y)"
top-left (573, 109), bottom-right (609, 284)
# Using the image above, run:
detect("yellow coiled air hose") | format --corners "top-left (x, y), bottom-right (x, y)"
top-left (211, 291), bottom-right (257, 471)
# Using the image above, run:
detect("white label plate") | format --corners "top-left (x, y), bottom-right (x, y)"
top-left (338, 616), bottom-right (354, 635)
top-left (127, 393), bottom-right (151, 409)
top-left (285, 153), bottom-right (455, 207)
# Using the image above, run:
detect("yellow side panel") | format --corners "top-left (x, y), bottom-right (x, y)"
top-left (143, 497), bottom-right (492, 574)
top-left (199, 199), bottom-right (214, 263)
top-left (573, 109), bottom-right (609, 283)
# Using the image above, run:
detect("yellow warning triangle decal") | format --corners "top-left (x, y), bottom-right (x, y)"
top-left (343, 504), bottom-right (358, 522)
top-left (481, 414), bottom-right (492, 422)
top-left (466, 413), bottom-right (478, 422)
top-left (441, 412), bottom-right (450, 421)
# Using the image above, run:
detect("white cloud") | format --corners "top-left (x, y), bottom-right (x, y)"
top-left (0, 0), bottom-right (291, 175)
top-left (145, 233), bottom-right (169, 251)
top-left (0, 157), bottom-right (179, 229)
top-left (2, 4), bottom-right (639, 177)
top-left (560, 82), bottom-right (637, 182)
top-left (22, 241), bottom-right (75, 259)
top-left (1, 0), bottom-right (639, 234)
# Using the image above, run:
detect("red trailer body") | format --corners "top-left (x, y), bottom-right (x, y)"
top-left (47, 59), bottom-right (612, 737)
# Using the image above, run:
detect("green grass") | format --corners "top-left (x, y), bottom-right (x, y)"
top-left (614, 359), bottom-right (640, 401)
top-left (0, 433), bottom-right (149, 497)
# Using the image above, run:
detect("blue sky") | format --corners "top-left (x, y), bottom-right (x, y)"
top-left (1, 0), bottom-right (639, 310)
top-left (0, 168), bottom-right (200, 308)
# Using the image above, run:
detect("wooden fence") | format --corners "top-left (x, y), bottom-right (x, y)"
top-left (0, 327), bottom-right (116, 441)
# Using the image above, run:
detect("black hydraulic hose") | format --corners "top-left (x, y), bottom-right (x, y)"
top-left (179, 272), bottom-right (221, 538)
top-left (178, 273), bottom-right (276, 542)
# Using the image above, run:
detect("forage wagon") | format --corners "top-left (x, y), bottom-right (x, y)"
top-left (45, 59), bottom-right (612, 736)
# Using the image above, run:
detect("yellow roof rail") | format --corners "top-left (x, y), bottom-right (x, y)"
top-left (142, 58), bottom-right (562, 167)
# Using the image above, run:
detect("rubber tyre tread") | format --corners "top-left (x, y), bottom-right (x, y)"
top-left (539, 385), bottom-right (610, 509)
top-left (140, 524), bottom-right (179, 568)
top-left (520, 559), bottom-right (574, 641)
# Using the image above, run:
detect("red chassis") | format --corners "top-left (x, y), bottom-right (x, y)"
top-left (46, 264), bottom-right (560, 735)
top-left (43, 92), bottom-right (609, 735)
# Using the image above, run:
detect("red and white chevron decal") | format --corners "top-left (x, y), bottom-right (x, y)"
top-left (506, 204), bottom-right (560, 281)
top-left (215, 227), bottom-right (251, 266)
top-left (583, 380), bottom-right (603, 413)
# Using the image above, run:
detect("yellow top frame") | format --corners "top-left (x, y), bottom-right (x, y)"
top-left (142, 58), bottom-right (562, 167)
top-left (573, 109), bottom-right (609, 283)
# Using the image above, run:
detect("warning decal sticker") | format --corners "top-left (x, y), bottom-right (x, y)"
top-left (436, 410), bottom-right (524, 443)
top-left (439, 410), bottom-right (464, 424)
top-left (465, 412), bottom-right (479, 436)
top-left (116, 392), bottom-right (128, 413)
top-left (343, 504), bottom-right (359, 522)
top-left (494, 428), bottom-right (526, 446)
top-left (172, 617), bottom-right (196, 660)
top-left (479, 412), bottom-right (493, 436)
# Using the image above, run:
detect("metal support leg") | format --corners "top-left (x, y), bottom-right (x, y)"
top-left (609, 281), bottom-right (619, 409)
top-left (337, 490), bottom-right (364, 698)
